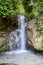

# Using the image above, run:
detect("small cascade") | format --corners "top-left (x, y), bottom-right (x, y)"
top-left (7, 15), bottom-right (27, 53)
top-left (18, 15), bottom-right (26, 50)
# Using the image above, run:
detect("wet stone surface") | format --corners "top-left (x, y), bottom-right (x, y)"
top-left (0, 63), bottom-right (18, 65)
top-left (0, 50), bottom-right (43, 65)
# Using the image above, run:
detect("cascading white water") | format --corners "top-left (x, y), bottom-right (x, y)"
top-left (5, 15), bottom-right (27, 54)
top-left (18, 15), bottom-right (26, 50)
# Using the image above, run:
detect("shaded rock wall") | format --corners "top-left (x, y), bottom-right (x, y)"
top-left (0, 15), bottom-right (18, 51)
top-left (0, 15), bottom-right (18, 32)
top-left (0, 16), bottom-right (6, 31)
top-left (27, 20), bottom-right (43, 51)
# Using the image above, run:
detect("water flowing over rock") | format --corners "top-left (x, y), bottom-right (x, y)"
top-left (0, 15), bottom-right (27, 52)
top-left (18, 15), bottom-right (26, 50)
top-left (0, 15), bottom-right (43, 52)
top-left (8, 15), bottom-right (27, 52)
top-left (0, 15), bottom-right (18, 52)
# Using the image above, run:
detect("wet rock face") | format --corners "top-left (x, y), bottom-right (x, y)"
top-left (0, 17), bottom-right (6, 31)
top-left (0, 15), bottom-right (18, 51)
top-left (27, 20), bottom-right (43, 51)
top-left (6, 14), bottom-right (18, 31)
top-left (0, 63), bottom-right (18, 65)
top-left (0, 30), bottom-right (20, 51)
top-left (0, 30), bottom-right (19, 51)
top-left (0, 32), bottom-right (9, 51)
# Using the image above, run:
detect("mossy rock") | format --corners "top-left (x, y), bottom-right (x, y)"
top-left (38, 40), bottom-right (43, 51)
top-left (0, 44), bottom-right (9, 52)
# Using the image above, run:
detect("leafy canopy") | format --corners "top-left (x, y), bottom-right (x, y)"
top-left (0, 0), bottom-right (24, 17)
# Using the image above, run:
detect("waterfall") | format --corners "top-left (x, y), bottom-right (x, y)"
top-left (5, 15), bottom-right (27, 54)
top-left (18, 15), bottom-right (26, 50)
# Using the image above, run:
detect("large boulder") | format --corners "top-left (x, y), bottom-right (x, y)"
top-left (0, 32), bottom-right (9, 51)
top-left (0, 30), bottom-right (20, 52)
top-left (27, 20), bottom-right (43, 51)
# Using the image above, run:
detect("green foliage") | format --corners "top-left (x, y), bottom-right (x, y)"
top-left (22, 0), bottom-right (34, 20)
top-left (0, 0), bottom-right (34, 20)
top-left (37, 20), bottom-right (43, 37)
top-left (0, 0), bottom-right (14, 17)
top-left (0, 0), bottom-right (43, 18)
top-left (0, 0), bottom-right (24, 17)
top-left (36, 2), bottom-right (43, 37)
top-left (38, 40), bottom-right (43, 51)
